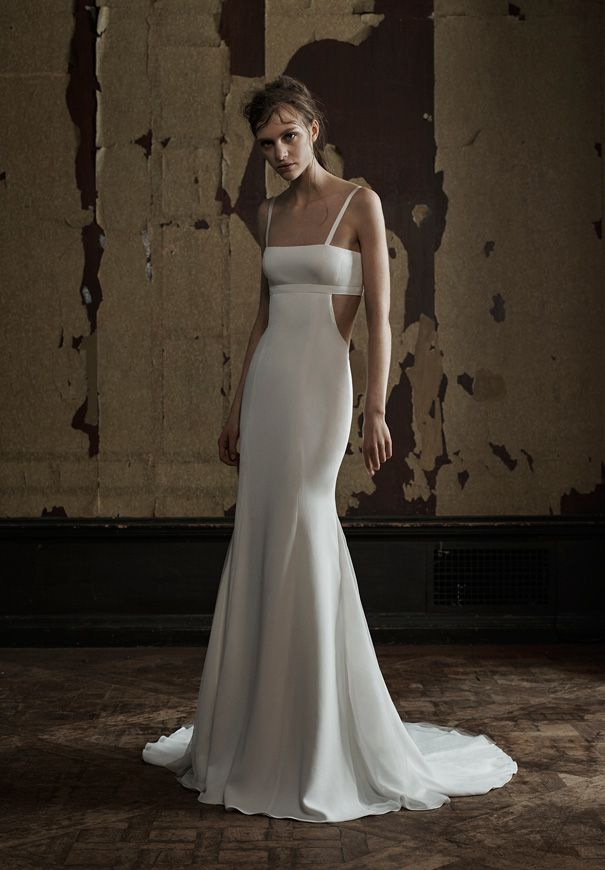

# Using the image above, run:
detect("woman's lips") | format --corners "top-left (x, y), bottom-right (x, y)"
top-left (278, 163), bottom-right (294, 170)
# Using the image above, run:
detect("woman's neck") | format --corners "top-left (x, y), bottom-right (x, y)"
top-left (285, 164), bottom-right (341, 208)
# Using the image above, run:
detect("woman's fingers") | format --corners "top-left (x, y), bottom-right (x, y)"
top-left (218, 431), bottom-right (239, 466)
top-left (364, 432), bottom-right (393, 476)
top-left (379, 436), bottom-right (393, 467)
top-left (365, 444), bottom-right (379, 476)
top-left (230, 431), bottom-right (240, 463)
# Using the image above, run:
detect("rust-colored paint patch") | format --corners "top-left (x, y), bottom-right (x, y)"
top-left (66, 0), bottom-right (103, 460)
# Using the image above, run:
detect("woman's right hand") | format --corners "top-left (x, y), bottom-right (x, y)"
top-left (218, 415), bottom-right (240, 467)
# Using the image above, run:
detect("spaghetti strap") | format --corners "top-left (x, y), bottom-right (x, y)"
top-left (265, 196), bottom-right (275, 247)
top-left (324, 186), bottom-right (362, 246)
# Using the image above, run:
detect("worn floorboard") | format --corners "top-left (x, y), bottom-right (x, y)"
top-left (0, 644), bottom-right (603, 869)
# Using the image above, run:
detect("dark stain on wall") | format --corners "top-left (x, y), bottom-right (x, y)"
top-left (490, 293), bottom-right (506, 322)
top-left (425, 371), bottom-right (453, 503)
top-left (508, 4), bottom-right (526, 21)
top-left (458, 469), bottom-right (469, 490)
top-left (490, 442), bottom-right (517, 472)
top-left (215, 186), bottom-right (234, 216)
top-left (561, 462), bottom-right (605, 514)
top-left (134, 129), bottom-right (152, 159)
top-left (220, 0), bottom-right (265, 77)
top-left (72, 396), bottom-right (100, 458)
top-left (458, 373), bottom-right (474, 395)
top-left (65, 0), bottom-right (103, 460)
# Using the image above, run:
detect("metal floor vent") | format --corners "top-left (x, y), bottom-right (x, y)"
top-left (432, 546), bottom-right (550, 607)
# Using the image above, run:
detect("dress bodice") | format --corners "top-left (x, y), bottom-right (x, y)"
top-left (262, 186), bottom-right (364, 297)
top-left (262, 244), bottom-right (363, 294)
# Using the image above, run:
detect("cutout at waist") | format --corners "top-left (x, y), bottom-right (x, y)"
top-left (269, 283), bottom-right (364, 297)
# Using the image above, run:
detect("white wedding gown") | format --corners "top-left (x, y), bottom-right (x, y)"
top-left (142, 186), bottom-right (518, 822)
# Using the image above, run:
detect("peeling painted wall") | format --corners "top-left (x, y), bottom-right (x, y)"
top-left (0, 0), bottom-right (603, 519)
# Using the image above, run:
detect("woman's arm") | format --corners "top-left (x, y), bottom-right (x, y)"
top-left (356, 187), bottom-right (393, 477)
top-left (217, 200), bottom-right (271, 467)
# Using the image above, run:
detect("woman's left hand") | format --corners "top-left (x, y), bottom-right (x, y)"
top-left (362, 410), bottom-right (392, 478)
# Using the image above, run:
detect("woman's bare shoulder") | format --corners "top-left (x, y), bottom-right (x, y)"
top-left (354, 184), bottom-right (381, 207)
top-left (351, 185), bottom-right (383, 223)
top-left (352, 186), bottom-right (386, 251)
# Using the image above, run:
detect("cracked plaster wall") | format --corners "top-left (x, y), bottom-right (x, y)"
top-left (0, 0), bottom-right (602, 519)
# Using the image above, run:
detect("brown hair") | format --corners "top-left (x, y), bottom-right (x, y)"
top-left (242, 75), bottom-right (329, 170)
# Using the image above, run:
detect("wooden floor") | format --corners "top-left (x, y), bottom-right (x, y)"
top-left (0, 644), bottom-right (603, 869)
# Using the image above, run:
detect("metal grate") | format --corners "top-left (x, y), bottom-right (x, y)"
top-left (432, 546), bottom-right (550, 607)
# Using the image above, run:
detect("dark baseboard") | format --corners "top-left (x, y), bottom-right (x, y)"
top-left (1, 515), bottom-right (603, 646)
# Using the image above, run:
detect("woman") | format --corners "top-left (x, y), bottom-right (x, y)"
top-left (142, 75), bottom-right (518, 823)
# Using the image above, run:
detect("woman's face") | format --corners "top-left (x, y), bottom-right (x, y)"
top-left (255, 108), bottom-right (318, 179)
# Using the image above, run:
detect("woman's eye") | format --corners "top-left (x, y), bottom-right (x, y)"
top-left (284, 132), bottom-right (296, 141)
